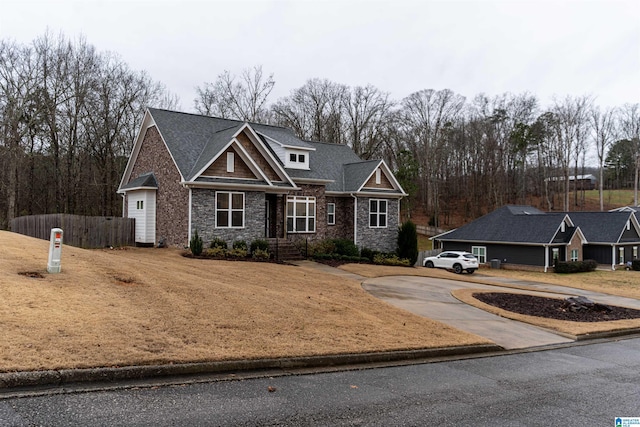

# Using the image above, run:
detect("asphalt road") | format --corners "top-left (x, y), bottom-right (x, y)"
top-left (2, 337), bottom-right (639, 426)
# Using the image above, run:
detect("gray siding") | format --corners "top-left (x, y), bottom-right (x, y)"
top-left (356, 197), bottom-right (399, 252)
top-left (442, 242), bottom-right (550, 266)
top-left (191, 189), bottom-right (265, 247)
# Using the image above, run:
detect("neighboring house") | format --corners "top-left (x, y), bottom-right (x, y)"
top-left (117, 108), bottom-right (406, 252)
top-left (545, 174), bottom-right (597, 191)
top-left (432, 205), bottom-right (640, 271)
top-left (610, 206), bottom-right (640, 213)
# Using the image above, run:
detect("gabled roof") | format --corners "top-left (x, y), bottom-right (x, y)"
top-left (119, 108), bottom-right (405, 197)
top-left (610, 206), bottom-right (639, 213)
top-left (562, 211), bottom-right (638, 244)
top-left (435, 205), bottom-right (572, 245)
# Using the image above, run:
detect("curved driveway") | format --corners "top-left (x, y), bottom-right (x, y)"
top-left (363, 275), bottom-right (577, 350)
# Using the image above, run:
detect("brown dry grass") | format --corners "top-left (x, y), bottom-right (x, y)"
top-left (0, 231), bottom-right (488, 373)
top-left (452, 289), bottom-right (640, 337)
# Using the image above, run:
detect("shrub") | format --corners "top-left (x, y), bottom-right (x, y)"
top-left (227, 248), bottom-right (248, 258)
top-left (632, 259), bottom-right (640, 271)
top-left (232, 240), bottom-right (248, 251)
top-left (190, 230), bottom-right (203, 256)
top-left (309, 239), bottom-right (336, 257)
top-left (397, 220), bottom-right (418, 265)
top-left (554, 259), bottom-right (598, 273)
top-left (203, 247), bottom-right (227, 258)
top-left (331, 239), bottom-right (359, 257)
top-left (210, 237), bottom-right (228, 249)
top-left (373, 253), bottom-right (411, 267)
top-left (252, 248), bottom-right (270, 260)
top-left (360, 247), bottom-right (379, 262)
top-left (250, 239), bottom-right (269, 253)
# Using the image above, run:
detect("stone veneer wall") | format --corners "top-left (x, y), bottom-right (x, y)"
top-left (127, 126), bottom-right (189, 247)
top-left (356, 197), bottom-right (399, 252)
top-left (325, 196), bottom-right (354, 241)
top-left (191, 189), bottom-right (265, 246)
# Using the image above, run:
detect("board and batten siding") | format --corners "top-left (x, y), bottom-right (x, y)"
top-left (127, 190), bottom-right (156, 244)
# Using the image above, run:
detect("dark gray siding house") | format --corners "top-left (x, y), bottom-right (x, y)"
top-left (433, 205), bottom-right (640, 271)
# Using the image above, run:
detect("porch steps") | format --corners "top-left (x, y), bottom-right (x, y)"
top-left (267, 238), bottom-right (305, 261)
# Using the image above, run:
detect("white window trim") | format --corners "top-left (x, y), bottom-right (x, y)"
top-left (619, 247), bottom-right (625, 264)
top-left (369, 199), bottom-right (388, 228)
top-left (570, 249), bottom-right (579, 262)
top-left (375, 169), bottom-right (381, 185)
top-left (327, 203), bottom-right (335, 225)
top-left (227, 152), bottom-right (234, 173)
top-left (215, 191), bottom-right (245, 229)
top-left (286, 196), bottom-right (316, 233)
top-left (472, 246), bottom-right (486, 264)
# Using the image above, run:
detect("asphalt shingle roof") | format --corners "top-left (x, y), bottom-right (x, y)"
top-left (147, 108), bottom-right (402, 195)
top-left (120, 172), bottom-right (158, 190)
top-left (562, 211), bottom-right (632, 243)
top-left (437, 205), bottom-right (568, 244)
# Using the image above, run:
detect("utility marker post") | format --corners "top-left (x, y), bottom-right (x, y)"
top-left (47, 228), bottom-right (63, 273)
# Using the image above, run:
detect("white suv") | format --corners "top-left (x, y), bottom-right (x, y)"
top-left (423, 251), bottom-right (478, 274)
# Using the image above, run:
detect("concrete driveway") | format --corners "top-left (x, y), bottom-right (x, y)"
top-left (361, 275), bottom-right (577, 350)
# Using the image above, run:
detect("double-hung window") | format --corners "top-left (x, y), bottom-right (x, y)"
top-left (570, 249), bottom-right (579, 262)
top-left (287, 196), bottom-right (315, 233)
top-left (369, 199), bottom-right (387, 228)
top-left (472, 246), bottom-right (486, 264)
top-left (216, 191), bottom-right (244, 228)
top-left (327, 203), bottom-right (335, 225)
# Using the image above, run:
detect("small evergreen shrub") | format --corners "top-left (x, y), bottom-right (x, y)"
top-left (252, 248), bottom-right (270, 260)
top-left (232, 240), bottom-right (248, 251)
top-left (397, 220), bottom-right (418, 266)
top-left (554, 259), bottom-right (598, 273)
top-left (310, 239), bottom-right (336, 256)
top-left (633, 259), bottom-right (640, 271)
top-left (360, 247), bottom-right (379, 262)
top-left (331, 239), bottom-right (359, 257)
top-left (373, 253), bottom-right (411, 267)
top-left (190, 230), bottom-right (203, 256)
top-left (203, 247), bottom-right (226, 258)
top-left (227, 248), bottom-right (248, 258)
top-left (250, 239), bottom-right (269, 253)
top-left (210, 237), bottom-right (228, 249)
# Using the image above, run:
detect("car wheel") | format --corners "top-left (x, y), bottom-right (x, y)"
top-left (467, 269), bottom-right (476, 274)
top-left (453, 264), bottom-right (463, 274)
top-left (425, 261), bottom-right (434, 268)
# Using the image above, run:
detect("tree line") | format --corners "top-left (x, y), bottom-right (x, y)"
top-left (1, 33), bottom-right (638, 230)
top-left (194, 66), bottom-right (639, 225)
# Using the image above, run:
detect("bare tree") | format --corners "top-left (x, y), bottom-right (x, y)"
top-left (590, 106), bottom-right (618, 210)
top-left (0, 40), bottom-right (41, 226)
top-left (272, 78), bottom-right (347, 143)
top-left (551, 95), bottom-right (592, 211)
top-left (400, 89), bottom-right (465, 223)
top-left (194, 65), bottom-right (275, 122)
top-left (619, 103), bottom-right (640, 206)
top-left (342, 84), bottom-right (393, 159)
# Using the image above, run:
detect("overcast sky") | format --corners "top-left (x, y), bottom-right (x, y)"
top-left (1, 0), bottom-right (638, 112)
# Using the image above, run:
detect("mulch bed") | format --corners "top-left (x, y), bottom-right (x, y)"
top-left (473, 292), bottom-right (640, 322)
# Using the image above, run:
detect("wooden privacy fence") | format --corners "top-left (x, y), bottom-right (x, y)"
top-left (10, 214), bottom-right (135, 249)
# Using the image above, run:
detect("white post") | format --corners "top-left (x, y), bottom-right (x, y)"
top-left (47, 228), bottom-right (63, 273)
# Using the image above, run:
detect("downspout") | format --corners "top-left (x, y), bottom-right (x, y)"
top-left (611, 245), bottom-right (616, 271)
top-left (188, 187), bottom-right (193, 244)
top-left (351, 193), bottom-right (358, 247)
